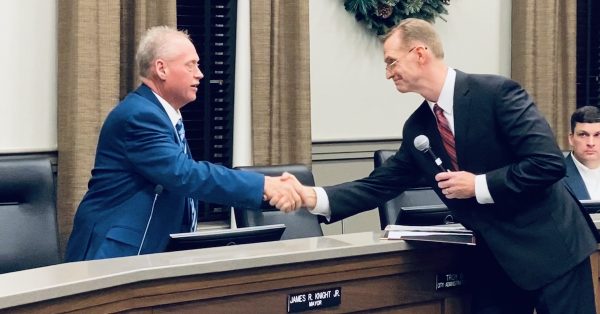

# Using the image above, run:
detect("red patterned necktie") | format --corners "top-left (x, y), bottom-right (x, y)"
top-left (433, 104), bottom-right (459, 171)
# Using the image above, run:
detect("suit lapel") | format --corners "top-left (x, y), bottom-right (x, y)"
top-left (134, 84), bottom-right (182, 148)
top-left (565, 154), bottom-right (591, 200)
top-left (453, 70), bottom-right (471, 169)
top-left (135, 84), bottom-right (164, 109)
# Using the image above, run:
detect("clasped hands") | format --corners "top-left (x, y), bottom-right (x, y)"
top-left (263, 173), bottom-right (316, 212)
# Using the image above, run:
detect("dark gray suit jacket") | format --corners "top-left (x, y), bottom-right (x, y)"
top-left (322, 70), bottom-right (598, 290)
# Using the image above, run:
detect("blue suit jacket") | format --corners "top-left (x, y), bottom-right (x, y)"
top-left (564, 153), bottom-right (592, 200)
top-left (65, 84), bottom-right (264, 261)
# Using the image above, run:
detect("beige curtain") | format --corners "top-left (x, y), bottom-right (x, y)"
top-left (57, 0), bottom-right (176, 253)
top-left (511, 0), bottom-right (576, 149)
top-left (250, 0), bottom-right (312, 166)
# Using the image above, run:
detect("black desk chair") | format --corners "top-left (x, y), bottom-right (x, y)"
top-left (234, 164), bottom-right (323, 240)
top-left (0, 157), bottom-right (61, 273)
top-left (374, 150), bottom-right (454, 229)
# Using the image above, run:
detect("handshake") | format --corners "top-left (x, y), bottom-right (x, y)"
top-left (263, 173), bottom-right (317, 212)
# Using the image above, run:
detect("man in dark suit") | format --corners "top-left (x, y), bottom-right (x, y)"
top-left (564, 105), bottom-right (600, 200)
top-left (65, 26), bottom-right (300, 261)
top-left (291, 19), bottom-right (598, 313)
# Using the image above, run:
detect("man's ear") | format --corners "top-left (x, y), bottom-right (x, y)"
top-left (155, 59), bottom-right (168, 80)
top-left (416, 46), bottom-right (429, 65)
top-left (568, 133), bottom-right (574, 147)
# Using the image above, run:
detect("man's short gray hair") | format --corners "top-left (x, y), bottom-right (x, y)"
top-left (136, 26), bottom-right (191, 78)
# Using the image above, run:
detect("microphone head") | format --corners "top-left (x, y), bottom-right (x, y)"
top-left (154, 184), bottom-right (164, 195)
top-left (413, 135), bottom-right (430, 152)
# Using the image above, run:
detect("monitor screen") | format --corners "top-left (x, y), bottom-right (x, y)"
top-left (581, 200), bottom-right (600, 214)
top-left (166, 224), bottom-right (286, 252)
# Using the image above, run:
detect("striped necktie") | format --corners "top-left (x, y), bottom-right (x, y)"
top-left (175, 119), bottom-right (188, 155)
top-left (176, 118), bottom-right (197, 231)
top-left (433, 104), bottom-right (459, 171)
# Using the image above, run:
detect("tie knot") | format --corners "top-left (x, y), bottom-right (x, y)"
top-left (433, 103), bottom-right (443, 115)
top-left (176, 119), bottom-right (186, 143)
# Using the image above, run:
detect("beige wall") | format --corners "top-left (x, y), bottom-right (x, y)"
top-left (0, 1), bottom-right (57, 153)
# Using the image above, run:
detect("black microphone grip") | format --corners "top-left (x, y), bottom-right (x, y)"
top-left (425, 148), bottom-right (448, 172)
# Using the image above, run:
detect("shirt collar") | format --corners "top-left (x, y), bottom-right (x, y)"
top-left (152, 91), bottom-right (182, 128)
top-left (427, 67), bottom-right (456, 114)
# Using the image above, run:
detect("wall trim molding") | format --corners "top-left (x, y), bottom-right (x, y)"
top-left (312, 139), bottom-right (402, 161)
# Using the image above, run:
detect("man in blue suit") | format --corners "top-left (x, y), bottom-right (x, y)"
top-left (564, 105), bottom-right (600, 200)
top-left (65, 26), bottom-right (300, 261)
top-left (289, 19), bottom-right (598, 314)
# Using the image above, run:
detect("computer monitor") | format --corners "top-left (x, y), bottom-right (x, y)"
top-left (581, 200), bottom-right (600, 214)
top-left (166, 224), bottom-right (286, 252)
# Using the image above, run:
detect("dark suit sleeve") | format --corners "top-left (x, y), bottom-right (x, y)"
top-left (123, 108), bottom-right (264, 208)
top-left (484, 79), bottom-right (566, 199)
top-left (324, 143), bottom-right (419, 222)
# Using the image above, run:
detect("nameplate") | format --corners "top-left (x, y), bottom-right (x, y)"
top-left (287, 287), bottom-right (341, 312)
top-left (435, 272), bottom-right (466, 290)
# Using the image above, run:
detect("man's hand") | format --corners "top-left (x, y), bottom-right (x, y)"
top-left (263, 175), bottom-right (302, 212)
top-left (280, 172), bottom-right (317, 210)
top-left (435, 171), bottom-right (476, 199)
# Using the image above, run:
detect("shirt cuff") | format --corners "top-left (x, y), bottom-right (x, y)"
top-left (475, 174), bottom-right (494, 204)
top-left (307, 187), bottom-right (331, 221)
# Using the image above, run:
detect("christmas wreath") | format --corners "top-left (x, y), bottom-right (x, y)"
top-left (344, 0), bottom-right (450, 36)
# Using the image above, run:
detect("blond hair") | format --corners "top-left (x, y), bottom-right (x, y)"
top-left (382, 18), bottom-right (444, 59)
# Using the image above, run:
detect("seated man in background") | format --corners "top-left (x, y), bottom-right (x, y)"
top-left (65, 26), bottom-right (300, 261)
top-left (564, 105), bottom-right (600, 200)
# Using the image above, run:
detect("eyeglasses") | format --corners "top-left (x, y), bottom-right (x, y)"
top-left (385, 46), bottom-right (427, 72)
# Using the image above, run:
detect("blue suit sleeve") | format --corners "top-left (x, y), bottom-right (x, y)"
top-left (123, 107), bottom-right (264, 208)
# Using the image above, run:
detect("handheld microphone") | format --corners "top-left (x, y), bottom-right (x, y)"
top-left (414, 135), bottom-right (448, 172)
top-left (138, 184), bottom-right (163, 255)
